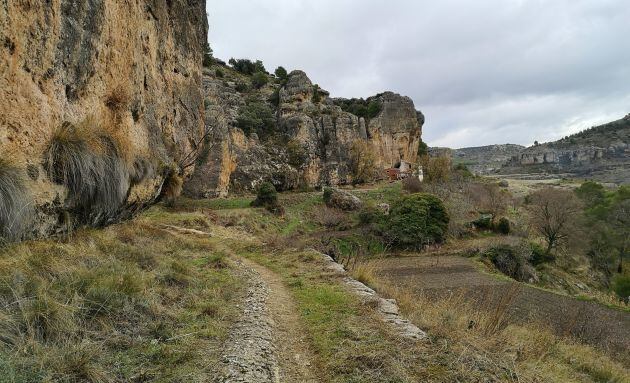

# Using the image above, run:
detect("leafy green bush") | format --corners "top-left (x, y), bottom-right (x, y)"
top-left (334, 98), bottom-right (382, 119)
top-left (575, 181), bottom-right (606, 208)
top-left (251, 182), bottom-right (283, 215)
top-left (529, 242), bottom-right (554, 265)
top-left (228, 58), bottom-right (266, 75)
top-left (235, 82), bottom-right (249, 93)
top-left (215, 68), bottom-right (224, 78)
top-left (323, 188), bottom-right (333, 205)
top-left (274, 66), bottom-right (288, 84)
top-left (358, 204), bottom-right (385, 226)
top-left (236, 98), bottom-right (276, 138)
top-left (496, 217), bottom-right (511, 234)
top-left (251, 72), bottom-right (269, 89)
top-left (611, 274), bottom-right (630, 300)
top-left (382, 193), bottom-right (449, 249)
top-left (202, 43), bottom-right (213, 67)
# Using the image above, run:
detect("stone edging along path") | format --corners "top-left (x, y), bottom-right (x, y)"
top-left (315, 251), bottom-right (427, 341)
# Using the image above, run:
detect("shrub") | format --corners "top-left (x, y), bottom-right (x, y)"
top-left (417, 140), bottom-right (428, 157)
top-left (382, 193), bottom-right (449, 249)
top-left (251, 182), bottom-right (283, 215)
top-left (215, 68), bottom-right (224, 78)
top-left (483, 245), bottom-right (536, 282)
top-left (358, 204), bottom-right (385, 226)
top-left (235, 81), bottom-right (249, 93)
top-left (236, 98), bottom-right (276, 138)
top-left (496, 217), bottom-right (511, 234)
top-left (611, 274), bottom-right (630, 300)
top-left (251, 72), bottom-right (268, 89)
top-left (44, 120), bottom-right (130, 225)
top-left (104, 85), bottom-right (130, 114)
top-left (420, 155), bottom-right (451, 183)
top-left (312, 207), bottom-right (351, 230)
top-left (274, 66), bottom-right (288, 83)
top-left (0, 159), bottom-right (33, 241)
top-left (402, 177), bottom-right (423, 193)
top-left (530, 242), bottom-right (554, 265)
top-left (323, 187), bottom-right (333, 205)
top-left (575, 181), bottom-right (606, 208)
top-left (286, 140), bottom-right (308, 168)
top-left (228, 58), bottom-right (266, 75)
top-left (312, 85), bottom-right (321, 103)
top-left (203, 42), bottom-right (213, 67)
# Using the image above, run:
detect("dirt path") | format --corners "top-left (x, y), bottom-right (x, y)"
top-left (218, 257), bottom-right (319, 382)
top-left (372, 255), bottom-right (630, 362)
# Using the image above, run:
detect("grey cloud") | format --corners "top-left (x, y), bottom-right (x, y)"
top-left (207, 0), bottom-right (630, 147)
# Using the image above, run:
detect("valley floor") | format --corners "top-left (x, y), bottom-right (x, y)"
top-left (1, 184), bottom-right (628, 382)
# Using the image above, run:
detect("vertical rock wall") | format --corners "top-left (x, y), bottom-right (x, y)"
top-left (0, 0), bottom-right (207, 236)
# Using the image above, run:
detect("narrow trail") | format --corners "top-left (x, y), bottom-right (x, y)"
top-left (218, 256), bottom-right (319, 383)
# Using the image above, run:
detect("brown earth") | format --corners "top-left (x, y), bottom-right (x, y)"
top-left (372, 255), bottom-right (630, 363)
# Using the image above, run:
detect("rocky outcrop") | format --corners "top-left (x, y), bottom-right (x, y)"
top-left (0, 1), bottom-right (207, 238)
top-left (185, 68), bottom-right (423, 196)
top-left (500, 115), bottom-right (630, 184)
top-left (450, 144), bottom-right (525, 174)
top-left (323, 188), bottom-right (363, 211)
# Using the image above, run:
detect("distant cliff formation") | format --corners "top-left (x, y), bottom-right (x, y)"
top-left (185, 67), bottom-right (424, 197)
top-left (0, 1), bottom-right (207, 239)
top-left (500, 115), bottom-right (630, 183)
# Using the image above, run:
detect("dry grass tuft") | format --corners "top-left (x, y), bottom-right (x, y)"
top-left (160, 169), bottom-right (184, 207)
top-left (104, 84), bottom-right (131, 114)
top-left (0, 158), bottom-right (33, 241)
top-left (44, 120), bottom-right (131, 225)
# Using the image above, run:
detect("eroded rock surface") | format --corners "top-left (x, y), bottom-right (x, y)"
top-left (0, 0), bottom-right (207, 236)
top-left (185, 68), bottom-right (424, 196)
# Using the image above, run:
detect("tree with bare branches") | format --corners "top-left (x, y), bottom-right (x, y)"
top-left (527, 188), bottom-right (582, 255)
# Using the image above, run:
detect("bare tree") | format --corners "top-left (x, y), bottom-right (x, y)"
top-left (528, 188), bottom-right (582, 255)
top-left (468, 182), bottom-right (510, 223)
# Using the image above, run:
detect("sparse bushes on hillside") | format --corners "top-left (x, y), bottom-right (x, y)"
top-left (251, 72), bottom-right (269, 89)
top-left (348, 140), bottom-right (377, 185)
top-left (382, 193), bottom-right (449, 249)
top-left (236, 97), bottom-right (276, 138)
top-left (44, 120), bottom-right (130, 225)
top-left (251, 182), bottom-right (284, 215)
top-left (215, 68), bottom-right (224, 78)
top-left (228, 58), bottom-right (266, 75)
top-left (0, 159), bottom-right (33, 241)
top-left (334, 98), bottom-right (382, 119)
top-left (235, 81), bottom-right (249, 93)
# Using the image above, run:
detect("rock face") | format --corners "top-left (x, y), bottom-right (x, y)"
top-left (323, 188), bottom-right (363, 211)
top-left (0, 1), bottom-right (207, 237)
top-left (500, 115), bottom-right (630, 184)
top-left (185, 68), bottom-right (423, 196)
top-left (450, 144), bottom-right (525, 174)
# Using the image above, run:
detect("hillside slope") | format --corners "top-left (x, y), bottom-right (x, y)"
top-left (450, 144), bottom-right (525, 174)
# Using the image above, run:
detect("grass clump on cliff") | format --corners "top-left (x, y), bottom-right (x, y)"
top-left (44, 120), bottom-right (131, 226)
top-left (0, 159), bottom-right (33, 242)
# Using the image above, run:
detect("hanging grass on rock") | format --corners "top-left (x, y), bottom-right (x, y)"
top-left (44, 120), bottom-right (130, 226)
top-left (0, 159), bottom-right (33, 242)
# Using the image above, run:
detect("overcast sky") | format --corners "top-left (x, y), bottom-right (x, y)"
top-left (206, 0), bottom-right (630, 149)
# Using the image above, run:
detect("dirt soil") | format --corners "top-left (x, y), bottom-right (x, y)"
top-left (373, 255), bottom-right (630, 363)
top-left (218, 256), bottom-right (319, 382)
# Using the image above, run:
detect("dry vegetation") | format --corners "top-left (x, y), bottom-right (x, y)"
top-left (0, 207), bottom-right (244, 381)
top-left (0, 159), bottom-right (33, 242)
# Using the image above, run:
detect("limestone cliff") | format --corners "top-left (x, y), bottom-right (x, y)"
top-left (185, 68), bottom-right (423, 197)
top-left (500, 115), bottom-right (630, 184)
top-left (0, 0), bottom-right (207, 238)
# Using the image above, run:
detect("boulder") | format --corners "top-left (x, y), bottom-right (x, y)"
top-left (323, 188), bottom-right (363, 211)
